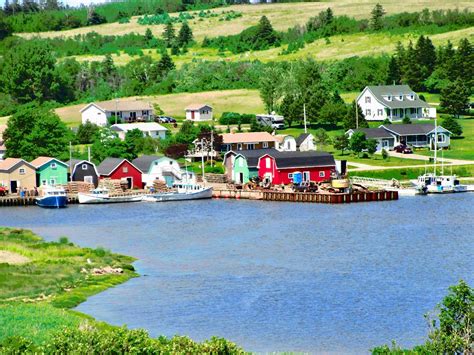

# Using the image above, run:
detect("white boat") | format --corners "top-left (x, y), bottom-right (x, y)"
top-left (415, 118), bottom-right (467, 194)
top-left (386, 187), bottom-right (423, 196)
top-left (36, 186), bottom-right (68, 208)
top-left (78, 188), bottom-right (144, 204)
top-left (143, 183), bottom-right (213, 202)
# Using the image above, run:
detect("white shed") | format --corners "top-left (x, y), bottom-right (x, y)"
top-left (185, 104), bottom-right (213, 122)
top-left (111, 122), bottom-right (167, 140)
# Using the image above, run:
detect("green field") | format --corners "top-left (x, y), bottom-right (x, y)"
top-left (349, 164), bottom-right (474, 180)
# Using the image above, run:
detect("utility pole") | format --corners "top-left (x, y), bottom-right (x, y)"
top-left (201, 139), bottom-right (205, 185)
top-left (115, 97), bottom-right (118, 124)
top-left (303, 103), bottom-right (307, 134)
top-left (355, 101), bottom-right (359, 129)
top-left (210, 128), bottom-right (214, 167)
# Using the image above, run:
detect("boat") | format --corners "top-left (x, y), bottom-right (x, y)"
top-left (414, 118), bottom-right (467, 194)
top-left (78, 188), bottom-right (144, 204)
top-left (36, 186), bottom-right (68, 208)
top-left (143, 183), bottom-right (213, 202)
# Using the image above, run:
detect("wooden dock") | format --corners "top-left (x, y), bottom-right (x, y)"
top-left (213, 188), bottom-right (398, 203)
top-left (0, 195), bottom-right (79, 207)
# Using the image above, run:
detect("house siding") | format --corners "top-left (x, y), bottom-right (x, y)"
top-left (186, 107), bottom-right (213, 121)
top-left (81, 105), bottom-right (108, 126)
top-left (71, 162), bottom-right (99, 187)
top-left (0, 163), bottom-right (36, 192)
top-left (100, 161), bottom-right (142, 189)
top-left (36, 161), bottom-right (68, 186)
top-left (257, 155), bottom-right (333, 185)
top-left (222, 141), bottom-right (276, 152)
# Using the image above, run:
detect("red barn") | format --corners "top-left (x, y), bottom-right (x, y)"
top-left (257, 151), bottom-right (335, 185)
top-left (97, 157), bottom-right (143, 189)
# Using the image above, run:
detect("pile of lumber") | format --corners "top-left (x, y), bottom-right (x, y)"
top-left (64, 182), bottom-right (94, 194)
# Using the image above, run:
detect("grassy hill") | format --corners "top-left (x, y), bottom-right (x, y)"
top-left (55, 89), bottom-right (264, 126)
top-left (18, 1), bottom-right (474, 41)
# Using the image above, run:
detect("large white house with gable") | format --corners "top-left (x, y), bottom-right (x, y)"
top-left (357, 85), bottom-right (436, 122)
top-left (80, 100), bottom-right (154, 126)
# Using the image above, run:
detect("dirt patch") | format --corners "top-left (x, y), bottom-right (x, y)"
top-left (0, 250), bottom-right (30, 265)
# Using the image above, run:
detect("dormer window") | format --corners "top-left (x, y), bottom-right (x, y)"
top-left (365, 96), bottom-right (371, 103)
top-left (51, 163), bottom-right (57, 169)
top-left (386, 95), bottom-right (392, 101)
top-left (399, 95), bottom-right (403, 101)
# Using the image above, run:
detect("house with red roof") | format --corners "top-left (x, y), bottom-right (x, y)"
top-left (97, 158), bottom-right (143, 189)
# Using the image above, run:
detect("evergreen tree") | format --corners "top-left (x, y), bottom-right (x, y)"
top-left (401, 41), bottom-right (423, 91)
top-left (386, 56), bottom-right (401, 85)
top-left (162, 22), bottom-right (175, 47)
top-left (440, 80), bottom-right (470, 117)
top-left (415, 35), bottom-right (436, 83)
top-left (455, 38), bottom-right (473, 90)
top-left (157, 52), bottom-right (175, 76)
top-left (144, 28), bottom-right (154, 43)
top-left (370, 3), bottom-right (386, 31)
top-left (0, 15), bottom-right (12, 41)
top-left (87, 7), bottom-right (106, 25)
top-left (442, 116), bottom-right (463, 137)
top-left (177, 22), bottom-right (193, 47)
top-left (343, 101), bottom-right (368, 130)
top-left (255, 16), bottom-right (279, 49)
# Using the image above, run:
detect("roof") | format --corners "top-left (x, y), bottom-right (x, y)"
top-left (380, 124), bottom-right (448, 136)
top-left (296, 133), bottom-right (312, 147)
top-left (364, 85), bottom-right (431, 109)
top-left (348, 128), bottom-right (394, 139)
top-left (80, 100), bottom-right (153, 113)
top-left (0, 158), bottom-right (34, 173)
top-left (185, 104), bottom-right (212, 111)
top-left (132, 155), bottom-right (162, 173)
top-left (262, 151), bottom-right (335, 169)
top-left (66, 159), bottom-right (99, 177)
top-left (221, 132), bottom-right (276, 144)
top-left (111, 122), bottom-right (167, 132)
top-left (274, 134), bottom-right (294, 144)
top-left (235, 148), bottom-right (279, 168)
top-left (97, 158), bottom-right (127, 176)
top-left (30, 156), bottom-right (67, 169)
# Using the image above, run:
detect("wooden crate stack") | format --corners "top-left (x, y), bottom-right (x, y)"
top-left (64, 182), bottom-right (94, 194)
top-left (100, 178), bottom-right (125, 193)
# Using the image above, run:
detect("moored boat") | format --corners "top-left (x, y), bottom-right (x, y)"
top-left (36, 186), bottom-right (68, 208)
top-left (143, 183), bottom-right (213, 202)
top-left (78, 188), bottom-right (144, 204)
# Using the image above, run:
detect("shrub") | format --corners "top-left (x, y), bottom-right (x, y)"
top-left (402, 116), bottom-right (412, 124)
top-left (219, 112), bottom-right (255, 125)
top-left (381, 148), bottom-right (389, 160)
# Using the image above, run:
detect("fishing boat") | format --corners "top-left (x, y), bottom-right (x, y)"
top-left (415, 118), bottom-right (467, 194)
top-left (143, 183), bottom-right (213, 202)
top-left (78, 188), bottom-right (144, 204)
top-left (36, 186), bottom-right (68, 208)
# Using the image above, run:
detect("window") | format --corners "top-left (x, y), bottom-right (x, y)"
top-left (365, 96), bottom-right (371, 103)
top-left (42, 180), bottom-right (47, 186)
top-left (303, 171), bottom-right (310, 182)
top-left (387, 95), bottom-right (392, 101)
top-left (246, 143), bottom-right (255, 150)
top-left (263, 142), bottom-right (269, 148)
top-left (50, 179), bottom-right (56, 185)
top-left (123, 166), bottom-right (128, 173)
top-left (437, 134), bottom-right (446, 143)
top-left (410, 108), bottom-right (416, 114)
top-left (365, 109), bottom-right (371, 116)
top-left (399, 95), bottom-right (403, 100)
top-left (82, 164), bottom-right (88, 170)
top-left (51, 163), bottom-right (57, 169)
top-left (84, 176), bottom-right (93, 184)
top-left (19, 168), bottom-right (25, 175)
top-left (237, 143), bottom-right (243, 151)
top-left (288, 173), bottom-right (293, 179)
top-left (319, 171), bottom-right (325, 178)
top-left (265, 157), bottom-right (271, 168)
top-left (377, 109), bottom-right (383, 116)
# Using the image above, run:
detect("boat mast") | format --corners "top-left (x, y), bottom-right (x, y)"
top-left (433, 117), bottom-right (437, 175)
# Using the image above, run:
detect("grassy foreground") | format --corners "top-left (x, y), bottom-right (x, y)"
top-left (0, 228), bottom-right (243, 353)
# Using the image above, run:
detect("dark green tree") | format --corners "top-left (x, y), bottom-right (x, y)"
top-left (314, 128), bottom-right (329, 148)
top-left (255, 16), bottom-right (279, 49)
top-left (370, 3), bottom-right (386, 31)
top-left (162, 22), bottom-right (175, 47)
top-left (91, 128), bottom-right (128, 162)
top-left (386, 56), bottom-right (401, 85)
top-left (144, 28), bottom-right (154, 43)
top-left (259, 66), bottom-right (283, 113)
top-left (76, 122), bottom-right (100, 144)
top-left (1, 41), bottom-right (56, 103)
top-left (332, 134), bottom-right (349, 155)
top-left (177, 22), bottom-right (193, 47)
top-left (402, 116), bottom-right (412, 124)
top-left (0, 15), bottom-right (12, 40)
top-left (349, 131), bottom-right (366, 157)
top-left (442, 116), bottom-right (463, 137)
top-left (366, 138), bottom-right (377, 156)
top-left (87, 8), bottom-right (106, 25)
top-left (157, 52), bottom-right (175, 76)
top-left (3, 104), bottom-right (72, 161)
top-left (440, 80), bottom-right (470, 117)
top-left (124, 128), bottom-right (145, 159)
top-left (343, 101), bottom-right (368, 130)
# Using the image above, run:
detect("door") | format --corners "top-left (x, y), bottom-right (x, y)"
top-left (191, 111), bottom-right (195, 120)
top-left (10, 180), bottom-right (18, 193)
top-left (126, 177), bottom-right (132, 189)
top-left (84, 176), bottom-right (93, 184)
top-left (130, 112), bottom-right (137, 121)
top-left (303, 171), bottom-right (310, 182)
top-left (238, 173), bottom-right (244, 184)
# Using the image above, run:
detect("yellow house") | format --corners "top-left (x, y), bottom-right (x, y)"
top-left (0, 158), bottom-right (37, 193)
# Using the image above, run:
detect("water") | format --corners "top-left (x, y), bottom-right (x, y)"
top-left (0, 195), bottom-right (473, 353)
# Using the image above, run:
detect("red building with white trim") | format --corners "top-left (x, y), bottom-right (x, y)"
top-left (97, 158), bottom-right (143, 189)
top-left (257, 151), bottom-right (335, 185)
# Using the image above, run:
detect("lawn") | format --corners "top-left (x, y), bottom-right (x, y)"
top-left (0, 227), bottom-right (137, 342)
top-left (55, 89), bottom-right (264, 126)
top-left (349, 164), bottom-right (474, 180)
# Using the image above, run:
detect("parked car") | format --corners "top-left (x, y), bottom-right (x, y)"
top-left (0, 186), bottom-right (8, 196)
top-left (394, 144), bottom-right (413, 154)
top-left (156, 116), bottom-right (176, 124)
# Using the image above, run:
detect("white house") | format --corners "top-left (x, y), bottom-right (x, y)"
top-left (111, 122), bottom-right (167, 140)
top-left (274, 134), bottom-right (297, 152)
top-left (132, 155), bottom-right (196, 187)
top-left (346, 124), bottom-right (451, 151)
top-left (357, 85), bottom-right (436, 122)
top-left (185, 104), bottom-right (213, 122)
top-left (80, 100), bottom-right (154, 126)
top-left (296, 133), bottom-right (316, 151)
